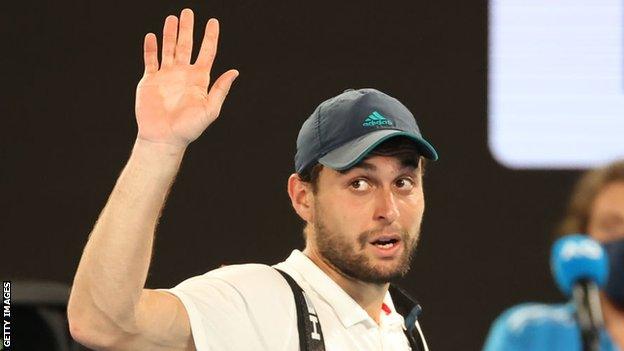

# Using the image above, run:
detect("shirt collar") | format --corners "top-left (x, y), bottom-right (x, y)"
top-left (280, 249), bottom-right (405, 329)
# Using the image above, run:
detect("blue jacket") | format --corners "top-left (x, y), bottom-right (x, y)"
top-left (483, 303), bottom-right (619, 351)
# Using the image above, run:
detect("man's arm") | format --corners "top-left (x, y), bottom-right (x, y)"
top-left (67, 9), bottom-right (238, 350)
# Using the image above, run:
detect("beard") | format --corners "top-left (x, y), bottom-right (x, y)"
top-left (312, 203), bottom-right (420, 284)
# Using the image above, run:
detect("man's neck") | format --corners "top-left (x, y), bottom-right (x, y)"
top-left (303, 247), bottom-right (388, 324)
top-left (601, 294), bottom-right (624, 348)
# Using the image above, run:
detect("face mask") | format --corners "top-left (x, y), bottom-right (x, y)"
top-left (603, 238), bottom-right (624, 309)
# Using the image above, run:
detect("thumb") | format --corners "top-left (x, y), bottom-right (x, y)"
top-left (205, 69), bottom-right (240, 119)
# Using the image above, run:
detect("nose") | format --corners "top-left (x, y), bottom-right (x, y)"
top-left (374, 188), bottom-right (399, 223)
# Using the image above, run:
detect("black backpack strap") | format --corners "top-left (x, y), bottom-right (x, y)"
top-left (274, 267), bottom-right (427, 351)
top-left (275, 268), bottom-right (326, 351)
top-left (389, 284), bottom-right (430, 351)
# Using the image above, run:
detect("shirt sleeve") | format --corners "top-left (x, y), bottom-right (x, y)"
top-left (158, 264), bottom-right (298, 351)
top-left (482, 308), bottom-right (525, 351)
top-left (482, 303), bottom-right (577, 351)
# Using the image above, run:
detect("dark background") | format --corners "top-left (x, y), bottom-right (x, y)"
top-left (2, 1), bottom-right (583, 350)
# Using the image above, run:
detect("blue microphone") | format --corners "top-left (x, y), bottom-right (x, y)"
top-left (551, 234), bottom-right (609, 351)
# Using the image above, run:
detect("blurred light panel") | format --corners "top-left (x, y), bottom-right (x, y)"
top-left (488, 0), bottom-right (624, 169)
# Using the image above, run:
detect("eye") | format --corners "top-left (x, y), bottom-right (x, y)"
top-left (395, 178), bottom-right (415, 191)
top-left (350, 179), bottom-right (371, 191)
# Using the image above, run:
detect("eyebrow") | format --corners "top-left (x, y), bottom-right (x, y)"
top-left (339, 160), bottom-right (418, 175)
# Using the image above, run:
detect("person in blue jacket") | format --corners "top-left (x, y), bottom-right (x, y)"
top-left (483, 160), bottom-right (624, 351)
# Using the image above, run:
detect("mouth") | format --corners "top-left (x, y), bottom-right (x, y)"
top-left (368, 234), bottom-right (403, 257)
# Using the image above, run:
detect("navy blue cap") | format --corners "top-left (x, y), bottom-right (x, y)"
top-left (295, 88), bottom-right (438, 173)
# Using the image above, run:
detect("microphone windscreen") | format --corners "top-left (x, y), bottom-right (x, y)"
top-left (550, 234), bottom-right (609, 296)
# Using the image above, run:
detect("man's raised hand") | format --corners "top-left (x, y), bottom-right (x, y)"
top-left (135, 9), bottom-right (239, 149)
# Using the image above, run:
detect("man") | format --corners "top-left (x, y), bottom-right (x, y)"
top-left (67, 9), bottom-right (438, 351)
top-left (483, 160), bottom-right (624, 351)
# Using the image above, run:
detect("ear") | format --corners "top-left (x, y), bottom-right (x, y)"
top-left (287, 173), bottom-right (314, 223)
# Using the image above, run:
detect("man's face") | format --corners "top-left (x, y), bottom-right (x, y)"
top-left (309, 155), bottom-right (425, 284)
top-left (588, 181), bottom-right (624, 243)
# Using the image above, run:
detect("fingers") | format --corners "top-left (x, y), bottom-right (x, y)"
top-left (206, 69), bottom-right (239, 118)
top-left (161, 15), bottom-right (178, 68)
top-left (175, 9), bottom-right (194, 65)
top-left (143, 33), bottom-right (159, 74)
top-left (151, 10), bottom-right (221, 72)
top-left (195, 18), bottom-right (219, 70)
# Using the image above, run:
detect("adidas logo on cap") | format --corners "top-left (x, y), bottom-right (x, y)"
top-left (362, 111), bottom-right (393, 127)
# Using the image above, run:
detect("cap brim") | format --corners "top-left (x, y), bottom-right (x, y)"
top-left (318, 130), bottom-right (439, 171)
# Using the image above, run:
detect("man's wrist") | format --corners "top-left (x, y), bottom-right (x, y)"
top-left (129, 138), bottom-right (187, 178)
top-left (133, 138), bottom-right (188, 158)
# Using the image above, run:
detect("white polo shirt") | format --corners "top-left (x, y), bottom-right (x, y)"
top-left (164, 250), bottom-right (412, 350)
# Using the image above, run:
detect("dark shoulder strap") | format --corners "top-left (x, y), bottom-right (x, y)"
top-left (275, 268), bottom-right (326, 351)
top-left (274, 267), bottom-right (427, 351)
top-left (389, 284), bottom-right (429, 351)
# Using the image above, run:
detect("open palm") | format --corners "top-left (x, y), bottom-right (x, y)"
top-left (135, 9), bottom-right (238, 147)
